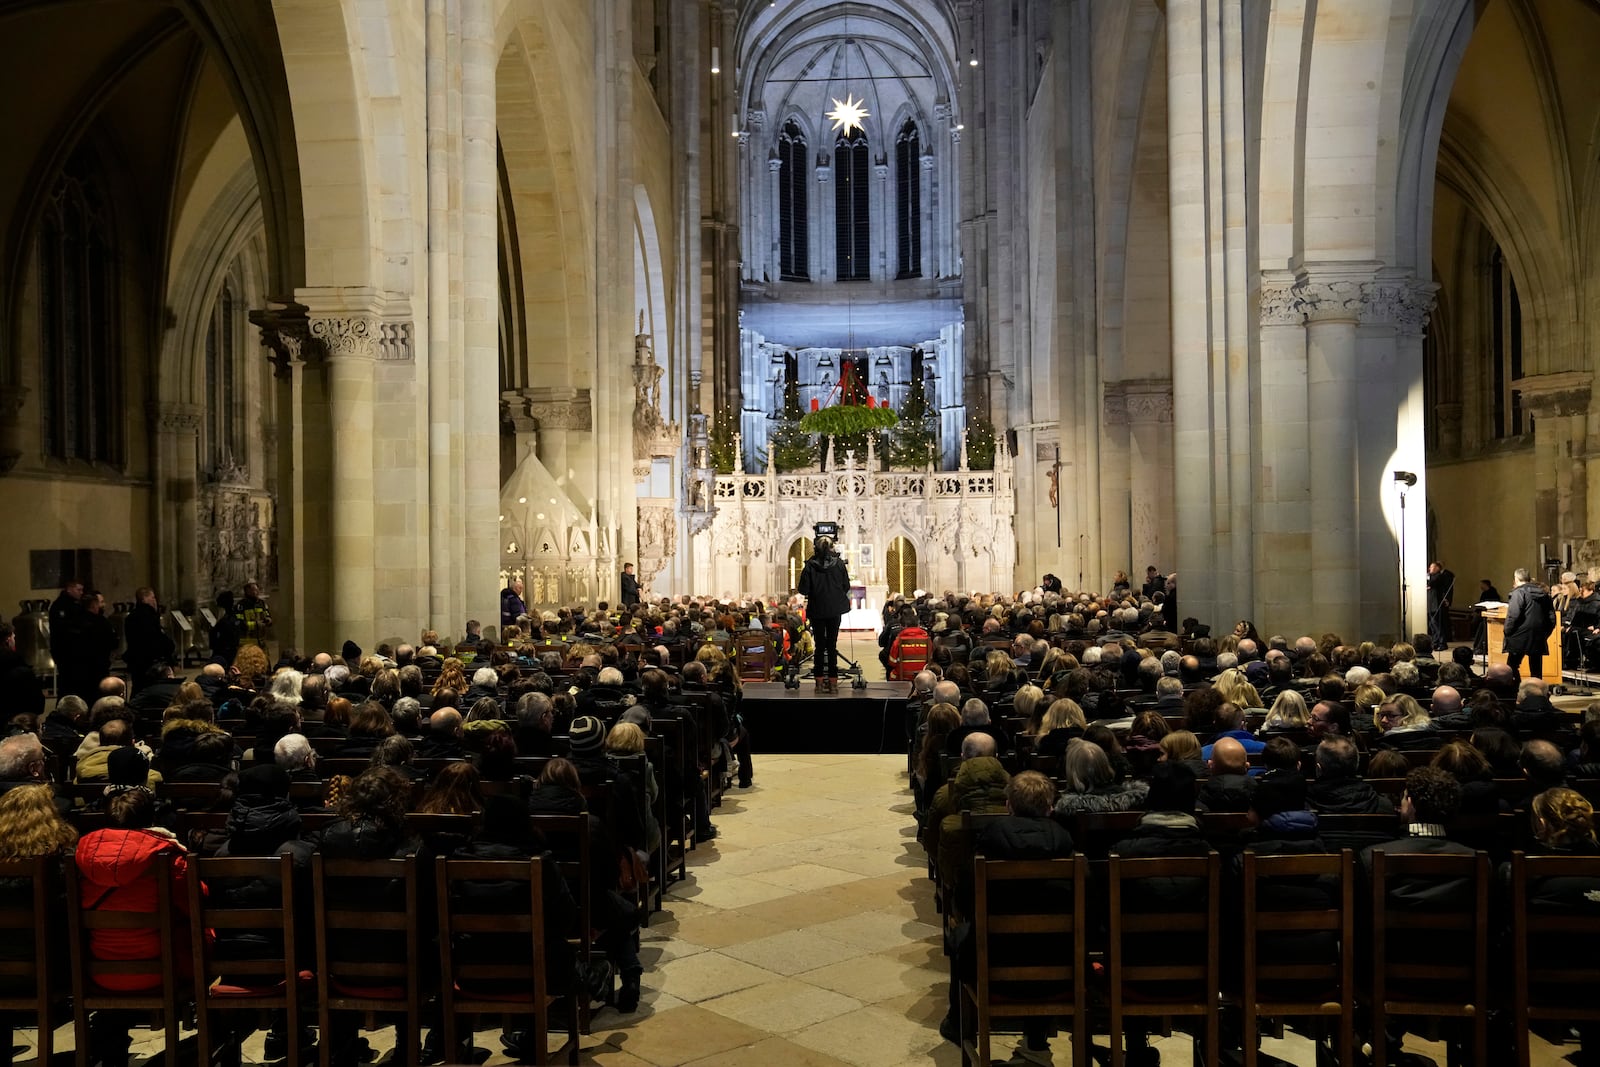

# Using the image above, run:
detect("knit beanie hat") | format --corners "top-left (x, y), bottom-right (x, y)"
top-left (569, 715), bottom-right (605, 757)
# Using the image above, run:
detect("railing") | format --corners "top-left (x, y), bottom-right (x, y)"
top-left (713, 469), bottom-right (998, 501)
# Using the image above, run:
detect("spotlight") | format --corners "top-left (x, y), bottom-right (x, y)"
top-left (1392, 471), bottom-right (1417, 487)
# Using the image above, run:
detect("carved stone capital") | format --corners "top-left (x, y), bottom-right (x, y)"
top-left (1122, 379), bottom-right (1174, 423)
top-left (150, 402), bottom-right (203, 435)
top-left (1301, 278), bottom-right (1365, 323)
top-left (874, 163), bottom-right (889, 181)
top-left (1103, 389), bottom-right (1128, 427)
top-left (815, 162), bottom-right (831, 182)
top-left (747, 108), bottom-right (766, 130)
top-left (524, 387), bottom-right (592, 432)
top-left (251, 304), bottom-right (318, 380)
top-left (1516, 371), bottom-right (1592, 419)
top-left (309, 316), bottom-right (379, 360)
top-left (1258, 271), bottom-right (1309, 327)
top-left (920, 153), bottom-right (936, 171)
top-left (1360, 278), bottom-right (1438, 335)
top-left (768, 156), bottom-right (785, 173)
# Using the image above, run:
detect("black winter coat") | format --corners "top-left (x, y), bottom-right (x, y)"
top-left (1504, 582), bottom-right (1557, 655)
top-left (797, 550), bottom-right (851, 619)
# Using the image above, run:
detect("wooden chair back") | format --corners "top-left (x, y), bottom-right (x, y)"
top-left (959, 855), bottom-right (1089, 1067)
top-left (1366, 848), bottom-right (1490, 1067)
top-left (311, 855), bottom-right (422, 1067)
top-left (1238, 849), bottom-right (1355, 1067)
top-left (0, 856), bottom-right (65, 1065)
top-left (1509, 851), bottom-right (1600, 1067)
top-left (734, 634), bottom-right (774, 681)
top-left (434, 855), bottom-right (578, 1066)
top-left (65, 850), bottom-right (185, 1067)
top-left (1106, 851), bottom-right (1221, 1067)
top-left (890, 637), bottom-right (932, 680)
top-left (527, 812), bottom-right (595, 1032)
top-left (188, 854), bottom-right (303, 1067)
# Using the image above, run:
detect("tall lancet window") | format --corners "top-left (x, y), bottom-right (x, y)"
top-left (835, 129), bottom-right (870, 281)
top-left (1490, 247), bottom-right (1525, 439)
top-left (895, 120), bottom-right (922, 279)
top-left (778, 121), bottom-right (809, 280)
top-left (204, 267), bottom-right (246, 473)
top-left (38, 162), bottom-right (121, 465)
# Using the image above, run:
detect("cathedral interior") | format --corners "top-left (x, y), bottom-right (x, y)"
top-left (1, 0), bottom-right (1597, 651)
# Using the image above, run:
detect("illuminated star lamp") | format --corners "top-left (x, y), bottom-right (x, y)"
top-left (826, 94), bottom-right (869, 135)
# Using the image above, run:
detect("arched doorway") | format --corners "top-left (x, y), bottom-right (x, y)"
top-left (886, 536), bottom-right (917, 596)
top-left (786, 536), bottom-right (814, 591)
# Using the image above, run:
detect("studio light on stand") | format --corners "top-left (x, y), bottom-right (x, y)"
top-left (1394, 471), bottom-right (1417, 640)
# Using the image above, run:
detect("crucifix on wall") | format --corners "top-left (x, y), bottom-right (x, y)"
top-left (1048, 445), bottom-right (1062, 547)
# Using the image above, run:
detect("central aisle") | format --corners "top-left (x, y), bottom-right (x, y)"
top-left (585, 753), bottom-right (953, 1066)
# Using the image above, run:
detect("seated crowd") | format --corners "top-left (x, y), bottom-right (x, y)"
top-left (0, 604), bottom-right (759, 1067)
top-left (902, 583), bottom-right (1600, 1066)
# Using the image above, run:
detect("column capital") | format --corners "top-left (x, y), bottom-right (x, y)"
top-left (299, 287), bottom-right (415, 362)
top-left (1359, 277), bottom-right (1438, 335)
top-left (250, 303), bottom-right (317, 379)
top-left (920, 152), bottom-right (936, 170)
top-left (1516, 371), bottom-right (1592, 419)
top-left (522, 386), bottom-right (592, 432)
top-left (149, 402), bottom-right (203, 435)
top-left (768, 155), bottom-right (784, 173)
top-left (1105, 378), bottom-right (1173, 424)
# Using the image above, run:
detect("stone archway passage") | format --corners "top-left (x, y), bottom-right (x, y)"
top-left (886, 536), bottom-right (917, 596)
top-left (787, 536), bottom-right (815, 591)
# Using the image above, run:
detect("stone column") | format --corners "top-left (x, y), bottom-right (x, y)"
top-left (1256, 272), bottom-right (1314, 634)
top-left (254, 306), bottom-right (322, 650)
top-left (462, 0), bottom-right (500, 628)
top-left (768, 154), bottom-right (783, 281)
top-left (815, 158), bottom-right (832, 282)
top-left (1124, 381), bottom-right (1174, 570)
top-left (919, 152), bottom-right (936, 280)
top-left (1303, 273), bottom-right (1364, 641)
top-left (873, 159), bottom-right (889, 282)
top-left (150, 403), bottom-right (203, 607)
top-left (1517, 372), bottom-right (1592, 567)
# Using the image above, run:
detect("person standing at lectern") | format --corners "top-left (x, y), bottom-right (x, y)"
top-left (620, 563), bottom-right (640, 608)
top-left (1504, 568), bottom-right (1557, 681)
top-left (797, 536), bottom-right (851, 694)
top-left (1427, 561), bottom-right (1456, 652)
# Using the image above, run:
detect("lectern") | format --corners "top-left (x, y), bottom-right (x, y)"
top-left (1483, 607), bottom-right (1562, 684)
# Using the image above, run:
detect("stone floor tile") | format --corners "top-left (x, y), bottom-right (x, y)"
top-left (716, 927), bottom-right (866, 976)
top-left (697, 976), bottom-right (862, 1033)
top-left (649, 948), bottom-right (777, 1002)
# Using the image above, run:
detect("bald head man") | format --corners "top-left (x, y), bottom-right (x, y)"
top-left (960, 732), bottom-right (997, 759)
top-left (1430, 685), bottom-right (1462, 719)
top-left (1208, 737), bottom-right (1249, 777)
top-left (933, 680), bottom-right (960, 706)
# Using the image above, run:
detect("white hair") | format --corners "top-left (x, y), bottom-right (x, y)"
top-left (269, 669), bottom-right (305, 706)
top-left (1082, 646), bottom-right (1102, 665)
top-left (1345, 666), bottom-right (1371, 688)
top-left (472, 667), bottom-right (498, 688)
top-left (598, 667), bottom-right (625, 686)
top-left (1215, 652), bottom-right (1239, 671)
top-left (324, 664), bottom-right (350, 689)
top-left (273, 733), bottom-right (313, 770)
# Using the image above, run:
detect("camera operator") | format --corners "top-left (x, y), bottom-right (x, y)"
top-left (798, 534), bottom-right (851, 695)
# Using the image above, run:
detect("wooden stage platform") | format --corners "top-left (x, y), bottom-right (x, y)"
top-left (739, 679), bottom-right (910, 754)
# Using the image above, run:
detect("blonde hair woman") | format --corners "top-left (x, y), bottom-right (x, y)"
top-left (1258, 690), bottom-right (1309, 734)
top-left (1213, 668), bottom-right (1264, 710)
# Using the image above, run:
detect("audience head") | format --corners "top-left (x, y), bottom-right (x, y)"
top-left (1401, 765), bottom-right (1461, 826)
top-left (274, 733), bottom-right (316, 774)
top-left (1521, 739), bottom-right (1567, 792)
top-left (1430, 740), bottom-right (1491, 784)
top-left (0, 784), bottom-right (76, 858)
top-left (0, 735), bottom-right (47, 782)
top-left (960, 699), bottom-right (991, 727)
top-left (960, 732), bottom-right (997, 759)
top-left (1530, 788), bottom-right (1597, 852)
top-left (1005, 771), bottom-right (1057, 817)
top-left (1314, 736), bottom-right (1360, 780)
top-left (106, 787), bottom-right (157, 830)
top-left (1208, 737), bottom-right (1248, 776)
top-left (1062, 739), bottom-right (1115, 794)
top-left (1365, 749), bottom-right (1410, 779)
top-left (1159, 730), bottom-right (1202, 765)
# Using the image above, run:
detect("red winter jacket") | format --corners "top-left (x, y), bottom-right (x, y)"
top-left (74, 827), bottom-right (196, 990)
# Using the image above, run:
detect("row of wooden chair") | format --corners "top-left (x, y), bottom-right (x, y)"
top-left (958, 848), bottom-right (1590, 1067)
top-left (1, 850), bottom-right (583, 1067)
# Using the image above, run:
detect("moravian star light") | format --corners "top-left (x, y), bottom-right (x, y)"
top-left (825, 94), bottom-right (870, 135)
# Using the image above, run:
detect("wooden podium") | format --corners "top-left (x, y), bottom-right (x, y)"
top-left (1484, 607), bottom-right (1562, 684)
